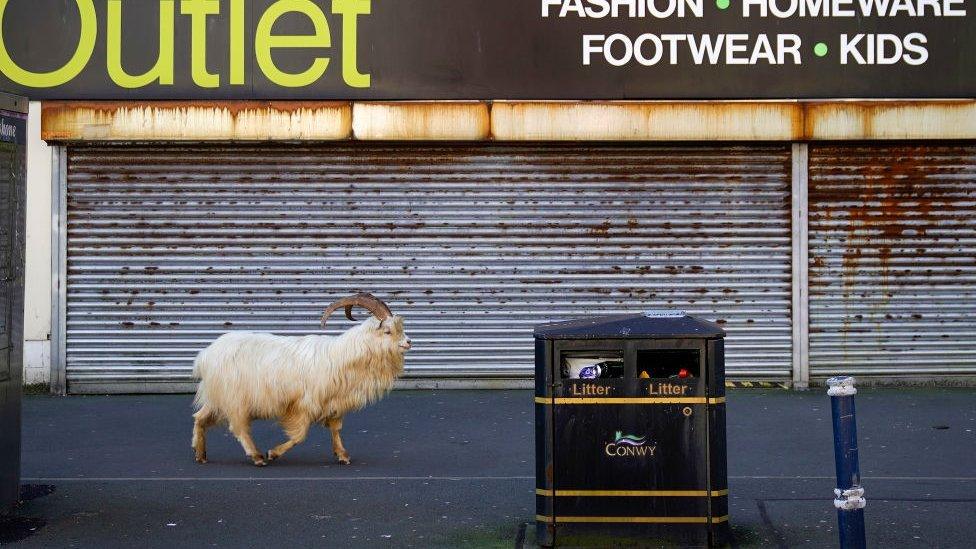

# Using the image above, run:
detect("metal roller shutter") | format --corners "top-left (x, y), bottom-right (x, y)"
top-left (809, 144), bottom-right (976, 378)
top-left (64, 143), bottom-right (793, 392)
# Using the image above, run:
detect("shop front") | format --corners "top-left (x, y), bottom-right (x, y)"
top-left (1, 1), bottom-right (972, 392)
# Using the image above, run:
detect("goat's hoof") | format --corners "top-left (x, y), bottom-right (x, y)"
top-left (195, 456), bottom-right (207, 464)
top-left (336, 457), bottom-right (351, 465)
top-left (266, 451), bottom-right (279, 462)
top-left (250, 455), bottom-right (268, 467)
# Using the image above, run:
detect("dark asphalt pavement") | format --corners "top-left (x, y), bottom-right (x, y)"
top-left (3, 388), bottom-right (975, 548)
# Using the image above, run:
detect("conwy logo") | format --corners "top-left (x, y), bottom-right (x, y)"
top-left (604, 431), bottom-right (657, 458)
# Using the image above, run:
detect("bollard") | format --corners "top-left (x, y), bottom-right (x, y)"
top-left (826, 376), bottom-right (867, 549)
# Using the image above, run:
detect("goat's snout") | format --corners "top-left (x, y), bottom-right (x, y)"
top-left (399, 337), bottom-right (412, 351)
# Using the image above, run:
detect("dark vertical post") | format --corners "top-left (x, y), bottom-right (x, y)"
top-left (827, 376), bottom-right (866, 549)
top-left (0, 94), bottom-right (28, 515)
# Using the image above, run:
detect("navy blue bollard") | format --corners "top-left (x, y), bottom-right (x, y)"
top-left (827, 376), bottom-right (867, 549)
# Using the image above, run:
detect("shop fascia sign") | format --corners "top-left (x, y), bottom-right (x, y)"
top-left (0, 0), bottom-right (973, 100)
top-left (0, 0), bottom-right (370, 90)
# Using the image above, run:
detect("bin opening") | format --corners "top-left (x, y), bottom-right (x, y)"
top-left (560, 351), bottom-right (624, 379)
top-left (637, 349), bottom-right (699, 379)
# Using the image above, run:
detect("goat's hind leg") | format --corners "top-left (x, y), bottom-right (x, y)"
top-left (191, 406), bottom-right (217, 464)
top-left (228, 416), bottom-right (267, 467)
top-left (326, 417), bottom-right (350, 465)
top-left (267, 411), bottom-right (311, 462)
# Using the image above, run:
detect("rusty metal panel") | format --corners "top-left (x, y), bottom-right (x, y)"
top-left (809, 144), bottom-right (976, 377)
top-left (64, 143), bottom-right (792, 392)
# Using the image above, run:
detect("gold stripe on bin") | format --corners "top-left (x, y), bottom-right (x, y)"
top-left (536, 489), bottom-right (729, 497)
top-left (533, 396), bottom-right (726, 405)
top-left (535, 514), bottom-right (730, 524)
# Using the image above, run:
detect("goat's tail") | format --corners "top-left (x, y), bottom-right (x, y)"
top-left (191, 349), bottom-right (206, 380)
top-left (191, 348), bottom-right (210, 410)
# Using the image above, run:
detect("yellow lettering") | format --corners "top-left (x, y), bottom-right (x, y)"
top-left (229, 0), bottom-right (244, 85)
top-left (255, 0), bottom-right (331, 88)
top-left (0, 0), bottom-right (96, 87)
top-left (107, 0), bottom-right (175, 88)
top-left (180, 0), bottom-right (220, 88)
top-left (332, 0), bottom-right (370, 88)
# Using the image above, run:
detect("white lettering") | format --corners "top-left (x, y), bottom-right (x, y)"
top-left (586, 0), bottom-right (611, 17)
top-left (749, 34), bottom-right (776, 64)
top-left (688, 34), bottom-right (723, 64)
top-left (944, 0), bottom-right (966, 15)
top-left (541, 0), bottom-right (563, 16)
top-left (841, 34), bottom-right (866, 65)
top-left (739, 0), bottom-right (962, 15)
top-left (582, 34), bottom-right (604, 65)
top-left (833, 0), bottom-right (856, 15)
top-left (725, 34), bottom-right (749, 64)
top-left (803, 0), bottom-right (828, 15)
top-left (542, 0), bottom-right (705, 17)
top-left (0, 120), bottom-right (16, 139)
top-left (888, 0), bottom-right (917, 15)
top-left (560, 0), bottom-right (586, 17)
top-left (778, 34), bottom-right (801, 64)
top-left (903, 33), bottom-right (928, 65)
top-left (634, 33), bottom-right (663, 65)
top-left (857, 0), bottom-right (891, 16)
top-left (604, 33), bottom-right (633, 66)
top-left (660, 34), bottom-right (685, 64)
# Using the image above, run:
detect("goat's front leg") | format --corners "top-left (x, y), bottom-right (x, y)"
top-left (228, 416), bottom-right (266, 466)
top-left (326, 417), bottom-right (350, 465)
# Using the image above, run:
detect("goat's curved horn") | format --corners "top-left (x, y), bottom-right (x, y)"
top-left (321, 293), bottom-right (393, 328)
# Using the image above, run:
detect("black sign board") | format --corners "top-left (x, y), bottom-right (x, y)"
top-left (0, 98), bottom-right (26, 515)
top-left (0, 0), bottom-right (973, 100)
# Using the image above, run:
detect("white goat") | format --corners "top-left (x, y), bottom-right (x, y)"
top-left (191, 293), bottom-right (411, 466)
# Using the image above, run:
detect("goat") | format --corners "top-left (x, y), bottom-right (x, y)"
top-left (190, 293), bottom-right (411, 466)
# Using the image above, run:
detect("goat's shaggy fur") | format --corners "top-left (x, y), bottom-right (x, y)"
top-left (191, 315), bottom-right (409, 466)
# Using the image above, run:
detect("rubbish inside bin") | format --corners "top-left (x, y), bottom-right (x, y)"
top-left (561, 353), bottom-right (624, 379)
top-left (636, 349), bottom-right (699, 379)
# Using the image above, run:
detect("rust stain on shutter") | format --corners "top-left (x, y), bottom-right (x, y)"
top-left (809, 144), bottom-right (976, 376)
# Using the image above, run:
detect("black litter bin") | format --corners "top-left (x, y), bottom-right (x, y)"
top-left (534, 310), bottom-right (730, 547)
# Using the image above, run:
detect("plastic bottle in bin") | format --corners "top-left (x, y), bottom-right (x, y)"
top-left (565, 357), bottom-right (624, 379)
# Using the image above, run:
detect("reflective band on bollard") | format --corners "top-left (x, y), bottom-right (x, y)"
top-left (827, 376), bottom-right (867, 549)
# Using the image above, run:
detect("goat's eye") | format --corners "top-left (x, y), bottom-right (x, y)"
top-left (384, 329), bottom-right (391, 335)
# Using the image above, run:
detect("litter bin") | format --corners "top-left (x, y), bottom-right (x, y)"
top-left (534, 310), bottom-right (730, 547)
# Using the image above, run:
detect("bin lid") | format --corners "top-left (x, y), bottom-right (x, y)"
top-left (533, 310), bottom-right (725, 340)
